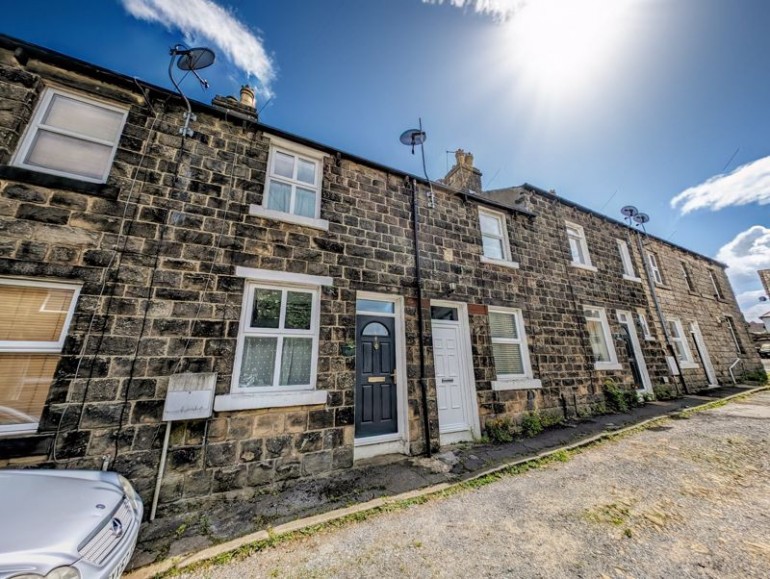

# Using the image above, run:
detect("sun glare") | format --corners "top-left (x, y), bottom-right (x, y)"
top-left (500, 0), bottom-right (638, 98)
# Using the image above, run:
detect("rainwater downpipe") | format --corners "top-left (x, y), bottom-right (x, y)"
top-left (635, 233), bottom-right (689, 395)
top-left (410, 177), bottom-right (432, 457)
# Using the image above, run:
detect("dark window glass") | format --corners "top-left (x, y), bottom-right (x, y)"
top-left (431, 306), bottom-right (458, 321)
top-left (251, 288), bottom-right (281, 328)
top-left (285, 291), bottom-right (312, 330)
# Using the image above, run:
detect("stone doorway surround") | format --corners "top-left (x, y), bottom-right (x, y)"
top-left (353, 291), bottom-right (410, 460)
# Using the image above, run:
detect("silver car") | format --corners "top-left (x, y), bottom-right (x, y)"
top-left (0, 470), bottom-right (143, 579)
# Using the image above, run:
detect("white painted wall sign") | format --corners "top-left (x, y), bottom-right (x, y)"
top-left (162, 372), bottom-right (217, 421)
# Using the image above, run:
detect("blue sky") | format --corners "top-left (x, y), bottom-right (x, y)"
top-left (4, 0), bottom-right (770, 319)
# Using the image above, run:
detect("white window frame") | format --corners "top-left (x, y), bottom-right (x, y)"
top-left (637, 312), bottom-right (654, 341)
top-left (681, 262), bottom-right (696, 292)
top-left (566, 222), bottom-right (596, 271)
top-left (478, 207), bottom-right (519, 270)
top-left (617, 239), bottom-right (640, 281)
top-left (0, 277), bottom-right (81, 435)
top-left (583, 306), bottom-right (621, 370)
top-left (215, 268), bottom-right (333, 411)
top-left (11, 87), bottom-right (128, 183)
top-left (249, 135), bottom-right (329, 231)
top-left (647, 252), bottom-right (663, 285)
top-left (488, 307), bottom-right (540, 390)
top-left (667, 318), bottom-right (698, 369)
top-left (709, 270), bottom-right (724, 300)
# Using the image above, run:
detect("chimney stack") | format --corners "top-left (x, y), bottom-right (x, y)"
top-left (211, 83), bottom-right (258, 120)
top-left (442, 148), bottom-right (483, 193)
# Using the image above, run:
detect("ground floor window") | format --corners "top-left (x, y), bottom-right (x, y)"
top-left (0, 278), bottom-right (80, 433)
top-left (233, 282), bottom-right (320, 391)
top-left (488, 307), bottom-right (533, 380)
top-left (668, 318), bottom-right (694, 364)
top-left (584, 306), bottom-right (620, 369)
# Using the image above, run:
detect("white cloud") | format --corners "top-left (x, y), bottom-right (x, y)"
top-left (715, 225), bottom-right (770, 321)
top-left (737, 289), bottom-right (770, 324)
top-left (121, 0), bottom-right (275, 97)
top-left (671, 155), bottom-right (770, 214)
top-left (421, 0), bottom-right (527, 20)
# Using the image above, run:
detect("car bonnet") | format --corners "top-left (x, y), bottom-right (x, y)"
top-left (0, 472), bottom-right (124, 575)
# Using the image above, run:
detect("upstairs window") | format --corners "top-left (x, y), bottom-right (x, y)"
top-left (647, 252), bottom-right (663, 285)
top-left (0, 278), bottom-right (81, 434)
top-left (251, 137), bottom-right (329, 230)
top-left (681, 262), bottom-right (696, 292)
top-left (478, 208), bottom-right (517, 267)
top-left (12, 87), bottom-right (127, 183)
top-left (709, 270), bottom-right (724, 300)
top-left (566, 222), bottom-right (594, 269)
top-left (617, 239), bottom-right (639, 280)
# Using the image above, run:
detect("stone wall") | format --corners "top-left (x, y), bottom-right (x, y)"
top-left (0, 37), bottom-right (763, 522)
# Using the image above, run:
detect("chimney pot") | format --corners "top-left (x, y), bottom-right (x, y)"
top-left (240, 84), bottom-right (255, 109)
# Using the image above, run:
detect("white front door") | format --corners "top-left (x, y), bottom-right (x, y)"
top-left (617, 310), bottom-right (653, 395)
top-left (690, 321), bottom-right (718, 387)
top-left (432, 322), bottom-right (474, 444)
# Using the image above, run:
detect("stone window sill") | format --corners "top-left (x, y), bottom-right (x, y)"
top-left (570, 262), bottom-right (598, 273)
top-left (594, 362), bottom-right (623, 371)
top-left (0, 165), bottom-right (118, 199)
top-left (480, 256), bottom-right (520, 270)
top-left (249, 204), bottom-right (329, 231)
top-left (214, 390), bottom-right (327, 412)
top-left (492, 378), bottom-right (542, 391)
top-left (623, 274), bottom-right (642, 283)
top-left (679, 361), bottom-right (700, 370)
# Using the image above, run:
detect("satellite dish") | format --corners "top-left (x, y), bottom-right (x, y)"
top-left (400, 129), bottom-right (426, 147)
top-left (633, 213), bottom-right (650, 224)
top-left (176, 47), bottom-right (216, 71)
top-left (620, 205), bottom-right (638, 218)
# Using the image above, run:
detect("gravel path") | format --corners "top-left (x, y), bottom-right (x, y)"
top-left (184, 391), bottom-right (770, 579)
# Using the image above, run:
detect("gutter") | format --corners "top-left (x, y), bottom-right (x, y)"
top-left (635, 232), bottom-right (689, 394)
top-left (410, 178), bottom-right (432, 457)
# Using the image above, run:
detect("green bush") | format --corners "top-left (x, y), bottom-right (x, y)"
top-left (539, 410), bottom-right (565, 429)
top-left (741, 369), bottom-right (768, 384)
top-left (622, 389), bottom-right (643, 410)
top-left (485, 417), bottom-right (517, 444)
top-left (653, 384), bottom-right (681, 401)
top-left (521, 412), bottom-right (544, 438)
top-left (602, 381), bottom-right (628, 413)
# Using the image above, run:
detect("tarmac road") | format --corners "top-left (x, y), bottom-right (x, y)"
top-left (183, 391), bottom-right (770, 579)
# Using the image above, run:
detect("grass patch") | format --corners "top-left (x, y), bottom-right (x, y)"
top-left (584, 502), bottom-right (632, 526)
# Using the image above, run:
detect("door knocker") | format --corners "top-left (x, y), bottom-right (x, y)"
top-left (373, 336), bottom-right (380, 350)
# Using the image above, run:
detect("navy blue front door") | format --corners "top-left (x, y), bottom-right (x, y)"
top-left (355, 315), bottom-right (397, 437)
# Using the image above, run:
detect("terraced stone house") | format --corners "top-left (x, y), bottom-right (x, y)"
top-left (0, 35), bottom-right (762, 520)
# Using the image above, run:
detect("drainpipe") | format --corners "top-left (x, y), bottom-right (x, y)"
top-left (635, 233), bottom-right (689, 395)
top-left (409, 177), bottom-right (432, 457)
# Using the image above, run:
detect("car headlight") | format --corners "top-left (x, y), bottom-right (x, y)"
top-left (118, 475), bottom-right (140, 513)
top-left (45, 568), bottom-right (80, 579)
top-left (13, 568), bottom-right (80, 579)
